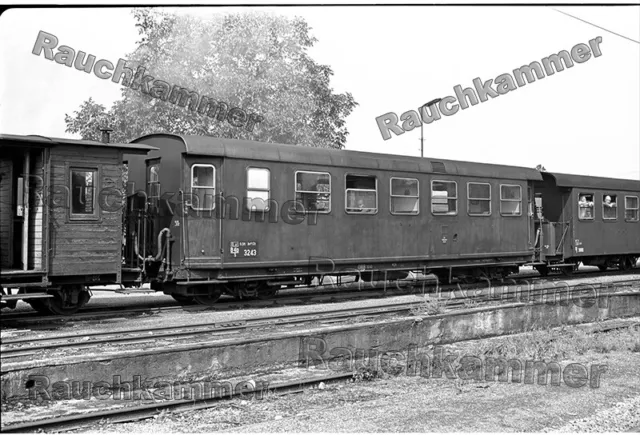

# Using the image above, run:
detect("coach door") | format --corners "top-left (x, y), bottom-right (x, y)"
top-left (184, 160), bottom-right (222, 266)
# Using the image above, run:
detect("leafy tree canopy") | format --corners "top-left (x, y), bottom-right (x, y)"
top-left (65, 8), bottom-right (357, 148)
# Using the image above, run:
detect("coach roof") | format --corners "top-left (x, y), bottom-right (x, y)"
top-left (0, 133), bottom-right (157, 154)
top-left (133, 133), bottom-right (545, 181)
top-left (545, 172), bottom-right (640, 192)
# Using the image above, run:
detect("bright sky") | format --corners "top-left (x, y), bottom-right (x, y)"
top-left (1, 3), bottom-right (638, 180)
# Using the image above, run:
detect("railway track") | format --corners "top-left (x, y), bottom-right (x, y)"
top-left (0, 373), bottom-right (354, 433)
top-left (2, 267), bottom-right (638, 327)
top-left (2, 317), bottom-right (639, 434)
top-left (3, 277), bottom-right (638, 360)
top-left (0, 279), bottom-right (422, 327)
top-left (0, 300), bottom-right (419, 359)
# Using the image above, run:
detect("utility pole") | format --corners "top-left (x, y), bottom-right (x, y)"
top-left (419, 98), bottom-right (442, 158)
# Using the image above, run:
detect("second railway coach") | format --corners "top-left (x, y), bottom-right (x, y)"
top-left (533, 172), bottom-right (640, 275)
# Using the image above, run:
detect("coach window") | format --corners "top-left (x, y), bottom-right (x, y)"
top-left (468, 182), bottom-right (491, 216)
top-left (147, 159), bottom-right (161, 202)
top-left (578, 193), bottom-right (594, 220)
top-left (191, 164), bottom-right (215, 211)
top-left (500, 184), bottom-right (522, 216)
top-left (345, 174), bottom-right (377, 214)
top-left (625, 196), bottom-right (639, 221)
top-left (390, 177), bottom-right (419, 215)
top-left (70, 168), bottom-right (99, 220)
top-left (602, 194), bottom-right (617, 220)
top-left (431, 180), bottom-right (457, 215)
top-left (295, 171), bottom-right (331, 213)
top-left (246, 167), bottom-right (270, 211)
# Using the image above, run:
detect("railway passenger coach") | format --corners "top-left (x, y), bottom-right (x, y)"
top-left (533, 173), bottom-right (640, 274)
top-left (124, 134), bottom-right (571, 304)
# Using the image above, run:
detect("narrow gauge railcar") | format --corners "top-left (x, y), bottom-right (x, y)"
top-left (125, 134), bottom-right (545, 304)
top-left (533, 173), bottom-right (640, 274)
top-left (0, 133), bottom-right (156, 314)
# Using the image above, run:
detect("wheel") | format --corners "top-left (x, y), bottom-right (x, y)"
top-left (193, 285), bottom-right (222, 306)
top-left (171, 294), bottom-right (196, 305)
top-left (597, 265), bottom-right (608, 272)
top-left (535, 265), bottom-right (549, 277)
top-left (256, 285), bottom-right (278, 300)
top-left (43, 285), bottom-right (91, 315)
top-left (619, 257), bottom-right (633, 271)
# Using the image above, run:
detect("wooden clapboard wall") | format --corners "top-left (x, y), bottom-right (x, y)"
top-left (0, 158), bottom-right (12, 268)
top-left (28, 150), bottom-right (44, 270)
top-left (48, 145), bottom-right (122, 276)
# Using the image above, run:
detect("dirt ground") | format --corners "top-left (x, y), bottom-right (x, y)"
top-left (65, 322), bottom-right (640, 433)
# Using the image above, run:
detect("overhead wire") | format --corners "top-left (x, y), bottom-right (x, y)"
top-left (551, 7), bottom-right (640, 44)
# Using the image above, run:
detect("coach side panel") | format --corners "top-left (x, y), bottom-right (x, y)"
top-left (213, 157), bottom-right (533, 273)
top-left (48, 146), bottom-right (123, 278)
top-left (568, 188), bottom-right (640, 258)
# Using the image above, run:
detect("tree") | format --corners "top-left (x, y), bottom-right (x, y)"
top-left (65, 8), bottom-right (357, 148)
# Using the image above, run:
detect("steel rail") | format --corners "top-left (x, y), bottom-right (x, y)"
top-left (0, 300), bottom-right (418, 356)
top-left (3, 267), bottom-right (637, 325)
top-left (3, 278), bottom-right (638, 358)
top-left (3, 318), bottom-right (639, 433)
top-left (0, 373), bottom-right (354, 433)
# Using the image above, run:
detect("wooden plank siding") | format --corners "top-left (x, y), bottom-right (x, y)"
top-left (28, 150), bottom-right (44, 269)
top-left (48, 146), bottom-right (124, 276)
top-left (0, 158), bottom-right (12, 268)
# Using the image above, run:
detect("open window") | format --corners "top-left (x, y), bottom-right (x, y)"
top-left (246, 167), bottom-right (270, 212)
top-left (345, 174), bottom-right (377, 214)
top-left (190, 164), bottom-right (215, 211)
top-left (602, 194), bottom-right (617, 220)
top-left (390, 177), bottom-right (419, 215)
top-left (70, 168), bottom-right (99, 220)
top-left (295, 171), bottom-right (331, 213)
top-left (468, 182), bottom-right (491, 216)
top-left (500, 184), bottom-right (521, 216)
top-left (431, 180), bottom-right (457, 215)
top-left (578, 193), bottom-right (594, 220)
top-left (625, 196), bottom-right (639, 222)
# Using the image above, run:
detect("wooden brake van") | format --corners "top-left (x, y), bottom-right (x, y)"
top-left (126, 133), bottom-right (546, 305)
top-left (0, 133), bottom-right (155, 314)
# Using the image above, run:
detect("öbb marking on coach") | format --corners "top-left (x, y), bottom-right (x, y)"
top-left (1, 132), bottom-right (638, 314)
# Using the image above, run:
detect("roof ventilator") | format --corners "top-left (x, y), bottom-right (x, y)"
top-left (431, 161), bottom-right (447, 173)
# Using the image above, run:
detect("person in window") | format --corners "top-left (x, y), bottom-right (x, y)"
top-left (579, 195), bottom-right (594, 219)
top-left (603, 195), bottom-right (617, 219)
top-left (603, 195), bottom-right (616, 207)
top-left (356, 198), bottom-right (375, 213)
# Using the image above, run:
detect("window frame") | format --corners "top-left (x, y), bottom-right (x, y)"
top-left (345, 173), bottom-right (378, 215)
top-left (69, 166), bottom-right (100, 221)
top-left (246, 166), bottom-right (271, 212)
top-left (499, 184), bottom-right (522, 217)
top-left (602, 193), bottom-right (618, 221)
top-left (625, 195), bottom-right (639, 222)
top-left (146, 158), bottom-right (161, 201)
top-left (467, 182), bottom-right (492, 217)
top-left (577, 192), bottom-right (595, 221)
top-left (190, 163), bottom-right (216, 211)
top-left (389, 177), bottom-right (420, 216)
top-left (430, 179), bottom-right (458, 216)
top-left (294, 170), bottom-right (332, 214)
